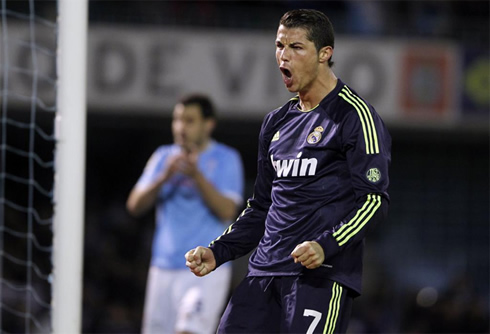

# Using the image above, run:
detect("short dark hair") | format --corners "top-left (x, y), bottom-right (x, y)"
top-left (178, 94), bottom-right (216, 119)
top-left (279, 9), bottom-right (335, 67)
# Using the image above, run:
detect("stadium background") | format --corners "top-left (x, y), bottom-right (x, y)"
top-left (4, 1), bottom-right (489, 333)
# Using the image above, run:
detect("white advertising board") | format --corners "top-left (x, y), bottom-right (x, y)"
top-left (2, 23), bottom-right (461, 124)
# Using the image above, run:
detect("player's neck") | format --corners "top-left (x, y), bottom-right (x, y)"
top-left (196, 138), bottom-right (212, 153)
top-left (180, 138), bottom-right (211, 154)
top-left (299, 71), bottom-right (337, 111)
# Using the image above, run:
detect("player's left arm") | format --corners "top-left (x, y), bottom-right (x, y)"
top-left (192, 172), bottom-right (238, 221)
top-left (318, 105), bottom-right (391, 262)
top-left (185, 148), bottom-right (244, 222)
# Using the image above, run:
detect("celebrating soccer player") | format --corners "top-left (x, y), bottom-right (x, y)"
top-left (186, 9), bottom-right (391, 333)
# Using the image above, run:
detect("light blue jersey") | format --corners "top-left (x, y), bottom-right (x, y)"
top-left (136, 141), bottom-right (244, 269)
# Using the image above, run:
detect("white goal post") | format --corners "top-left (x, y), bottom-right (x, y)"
top-left (53, 0), bottom-right (88, 333)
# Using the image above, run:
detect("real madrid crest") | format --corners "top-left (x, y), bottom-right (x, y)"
top-left (306, 126), bottom-right (324, 144)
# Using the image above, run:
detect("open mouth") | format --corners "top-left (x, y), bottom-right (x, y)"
top-left (280, 67), bottom-right (292, 78)
top-left (280, 67), bottom-right (293, 88)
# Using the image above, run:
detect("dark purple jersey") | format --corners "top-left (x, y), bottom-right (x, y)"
top-left (210, 79), bottom-right (391, 295)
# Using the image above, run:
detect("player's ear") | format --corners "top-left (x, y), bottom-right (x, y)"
top-left (205, 118), bottom-right (216, 135)
top-left (319, 46), bottom-right (333, 64)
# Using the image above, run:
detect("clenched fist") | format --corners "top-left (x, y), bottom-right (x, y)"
top-left (290, 241), bottom-right (325, 269)
top-left (185, 246), bottom-right (217, 277)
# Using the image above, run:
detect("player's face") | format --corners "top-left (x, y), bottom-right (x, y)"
top-left (172, 103), bottom-right (212, 151)
top-left (275, 25), bottom-right (321, 94)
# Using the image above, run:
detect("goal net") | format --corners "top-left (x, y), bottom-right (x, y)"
top-left (0, 0), bottom-right (87, 333)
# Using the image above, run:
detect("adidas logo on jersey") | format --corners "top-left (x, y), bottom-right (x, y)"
top-left (272, 131), bottom-right (280, 142)
top-left (270, 152), bottom-right (318, 177)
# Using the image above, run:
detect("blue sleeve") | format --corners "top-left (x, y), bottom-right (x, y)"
top-left (135, 146), bottom-right (168, 189)
top-left (214, 148), bottom-right (245, 205)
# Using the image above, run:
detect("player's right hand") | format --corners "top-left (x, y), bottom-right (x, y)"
top-left (165, 153), bottom-right (186, 177)
top-left (166, 151), bottom-right (199, 178)
top-left (185, 246), bottom-right (216, 277)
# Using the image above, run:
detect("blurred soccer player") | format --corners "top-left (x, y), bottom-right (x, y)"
top-left (186, 9), bottom-right (391, 333)
top-left (127, 94), bottom-right (244, 334)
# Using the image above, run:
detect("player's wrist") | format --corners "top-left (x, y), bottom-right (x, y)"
top-left (314, 234), bottom-right (340, 261)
